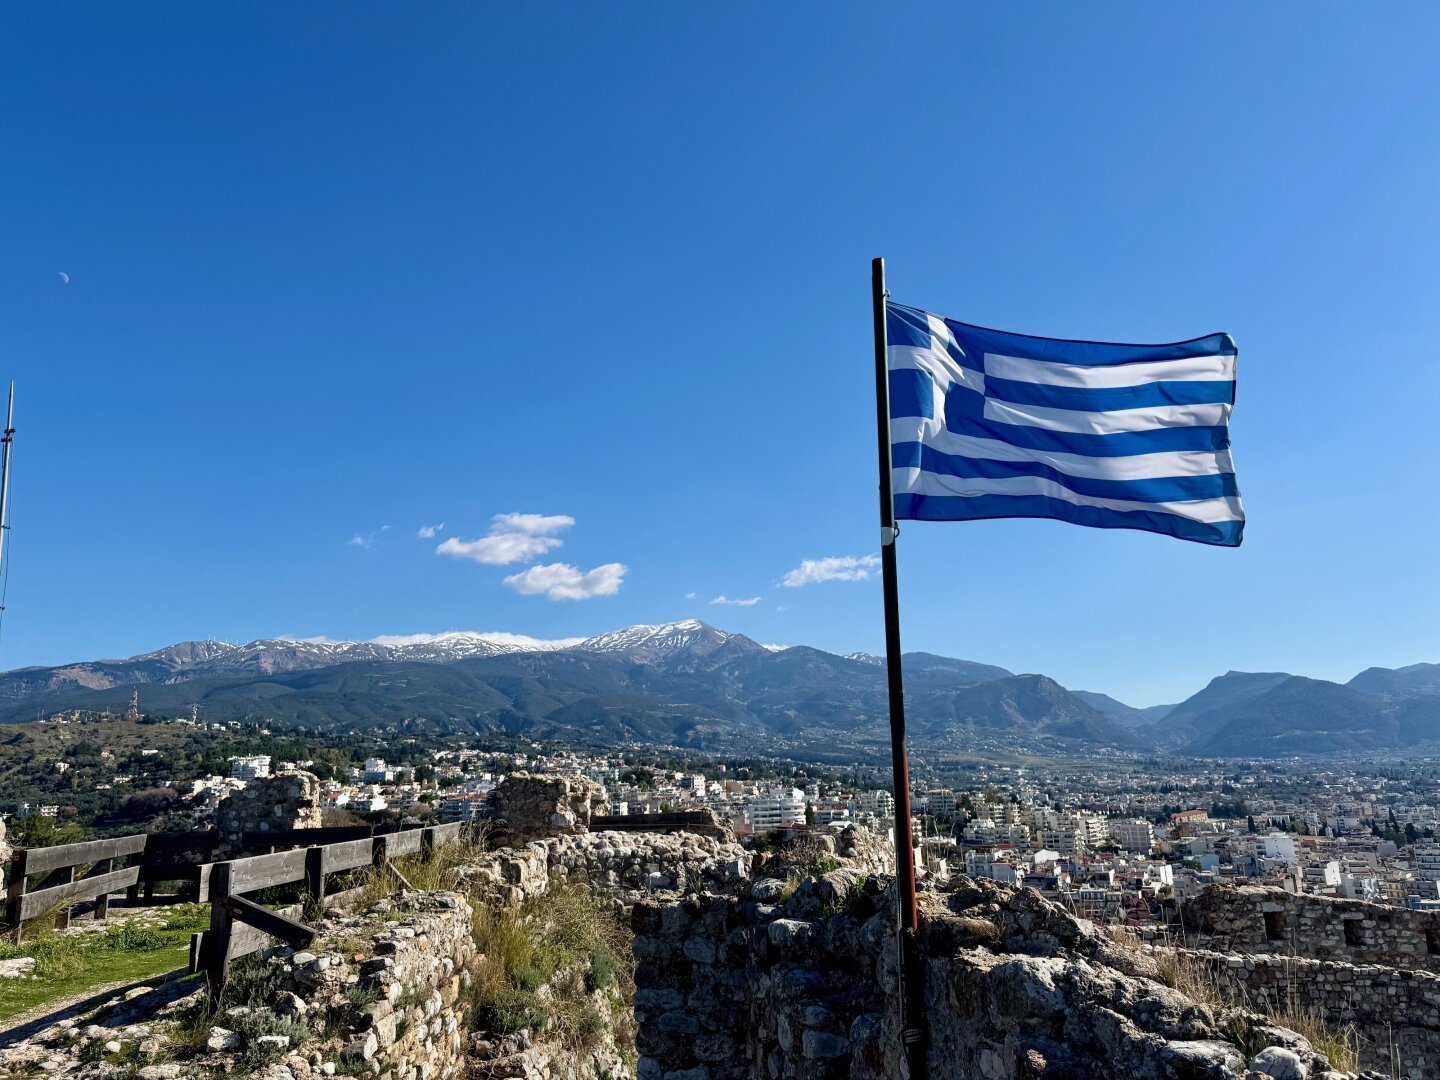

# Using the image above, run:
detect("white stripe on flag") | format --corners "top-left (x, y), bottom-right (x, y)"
top-left (982, 397), bottom-right (1231, 435)
top-left (892, 418), bottom-right (1238, 481)
top-left (983, 351), bottom-right (1234, 388)
top-left (893, 469), bottom-right (1244, 524)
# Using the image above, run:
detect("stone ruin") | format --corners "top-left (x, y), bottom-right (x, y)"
top-left (1179, 883), bottom-right (1440, 1076)
top-left (629, 871), bottom-right (1374, 1080)
top-left (0, 816), bottom-right (10, 890)
top-left (483, 771), bottom-right (608, 847)
top-left (215, 771), bottom-right (323, 855)
top-left (1, 775), bottom-right (1409, 1080)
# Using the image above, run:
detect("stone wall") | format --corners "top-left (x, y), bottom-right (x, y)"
top-left (628, 873), bottom-right (1370, 1080)
top-left (1185, 946), bottom-right (1440, 1077)
top-left (454, 830), bottom-right (752, 908)
top-left (215, 771), bottom-right (323, 855)
top-left (1185, 884), bottom-right (1440, 971)
top-left (0, 892), bottom-right (476, 1080)
top-left (0, 816), bottom-right (10, 890)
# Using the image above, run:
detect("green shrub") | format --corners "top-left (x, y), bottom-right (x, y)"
top-left (484, 989), bottom-right (547, 1034)
top-left (585, 947), bottom-right (618, 992)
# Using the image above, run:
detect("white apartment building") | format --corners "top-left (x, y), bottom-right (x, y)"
top-left (229, 755), bottom-right (272, 781)
top-left (1109, 819), bottom-right (1156, 855)
top-left (744, 787), bottom-right (807, 832)
top-left (926, 789), bottom-right (957, 817)
top-left (1262, 833), bottom-right (1298, 865)
top-left (856, 789), bottom-right (895, 819)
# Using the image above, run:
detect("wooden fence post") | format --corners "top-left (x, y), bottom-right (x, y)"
top-left (304, 847), bottom-right (325, 909)
top-left (205, 861), bottom-right (234, 996)
top-left (4, 848), bottom-right (27, 943)
top-left (92, 857), bottom-right (115, 921)
top-left (421, 827), bottom-right (436, 863)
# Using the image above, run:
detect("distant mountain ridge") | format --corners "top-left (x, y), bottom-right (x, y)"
top-left (1, 622), bottom-right (1436, 758)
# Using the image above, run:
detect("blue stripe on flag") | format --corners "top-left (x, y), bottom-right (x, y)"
top-left (932, 384), bottom-right (1231, 456)
top-left (893, 492), bottom-right (1244, 547)
top-left (892, 442), bottom-right (1240, 503)
top-left (888, 369), bottom-right (934, 420)
top-left (983, 375), bottom-right (1234, 412)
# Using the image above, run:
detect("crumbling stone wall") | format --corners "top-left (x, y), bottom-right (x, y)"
top-left (485, 772), bottom-right (608, 847)
top-left (1185, 884), bottom-right (1440, 972)
top-left (454, 830), bottom-right (752, 908)
top-left (0, 893), bottom-right (475, 1080)
top-left (1183, 946), bottom-right (1440, 1077)
top-left (215, 771), bottom-right (323, 855)
top-left (630, 873), bottom-right (1368, 1080)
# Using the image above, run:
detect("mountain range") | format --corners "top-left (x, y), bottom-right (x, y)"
top-left (2, 621), bottom-right (1437, 759)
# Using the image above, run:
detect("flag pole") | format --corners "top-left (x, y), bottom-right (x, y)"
top-left (871, 257), bottom-right (927, 1077)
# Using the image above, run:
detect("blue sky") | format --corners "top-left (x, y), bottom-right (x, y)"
top-left (2, 4), bottom-right (1438, 707)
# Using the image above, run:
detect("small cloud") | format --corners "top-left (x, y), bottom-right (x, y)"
top-left (503, 561), bottom-right (627, 601)
top-left (417, 523), bottom-right (445, 539)
top-left (711, 595), bottom-right (761, 607)
top-left (684, 592), bottom-right (698, 600)
top-left (348, 525), bottom-right (393, 550)
top-left (780, 554), bottom-right (880, 587)
top-left (438, 512), bottom-right (575, 565)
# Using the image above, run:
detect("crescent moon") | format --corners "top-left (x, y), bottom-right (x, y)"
top-left (58, 272), bottom-right (70, 284)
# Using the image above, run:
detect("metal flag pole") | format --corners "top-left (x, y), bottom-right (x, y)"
top-left (0, 383), bottom-right (14, 582)
top-left (871, 258), bottom-right (927, 1077)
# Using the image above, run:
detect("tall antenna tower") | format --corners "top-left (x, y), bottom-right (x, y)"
top-left (126, 689), bottom-right (140, 722)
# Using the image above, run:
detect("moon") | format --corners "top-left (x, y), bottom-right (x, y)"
top-left (57, 272), bottom-right (70, 285)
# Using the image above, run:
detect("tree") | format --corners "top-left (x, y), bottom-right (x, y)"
top-left (1247, 815), bottom-right (1258, 834)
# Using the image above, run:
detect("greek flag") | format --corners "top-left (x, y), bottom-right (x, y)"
top-left (887, 302), bottom-right (1244, 546)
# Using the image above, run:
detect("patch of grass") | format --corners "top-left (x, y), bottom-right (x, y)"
top-left (0, 907), bottom-right (210, 1025)
top-left (460, 877), bottom-right (633, 1056)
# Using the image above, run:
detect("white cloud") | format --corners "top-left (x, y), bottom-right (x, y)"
top-left (491, 512), bottom-right (575, 536)
top-left (348, 525), bottom-right (392, 549)
top-left (684, 592), bottom-right (698, 601)
top-left (438, 512), bottom-right (575, 565)
top-left (710, 595), bottom-right (760, 607)
top-left (417, 523), bottom-right (445, 538)
top-left (503, 561), bottom-right (627, 601)
top-left (780, 554), bottom-right (880, 587)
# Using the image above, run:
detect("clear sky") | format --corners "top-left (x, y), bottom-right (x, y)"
top-left (2, 4), bottom-right (1438, 707)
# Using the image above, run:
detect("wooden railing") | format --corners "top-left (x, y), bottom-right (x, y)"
top-left (193, 821), bottom-right (464, 990)
top-left (3, 820), bottom-right (467, 993)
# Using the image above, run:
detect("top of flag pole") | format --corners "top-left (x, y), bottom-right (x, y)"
top-left (884, 299), bottom-right (1244, 546)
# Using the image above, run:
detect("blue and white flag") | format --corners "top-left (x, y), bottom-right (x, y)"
top-left (886, 302), bottom-right (1244, 546)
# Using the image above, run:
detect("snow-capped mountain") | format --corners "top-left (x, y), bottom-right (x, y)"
top-left (0, 621), bottom-right (768, 705)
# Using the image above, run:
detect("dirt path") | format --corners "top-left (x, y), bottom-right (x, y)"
top-left (0, 967), bottom-right (196, 1046)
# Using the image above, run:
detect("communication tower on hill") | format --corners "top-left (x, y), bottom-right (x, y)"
top-left (126, 689), bottom-right (140, 722)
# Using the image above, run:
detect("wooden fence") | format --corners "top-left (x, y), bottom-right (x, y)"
top-left (3, 821), bottom-right (467, 991)
top-left (193, 821), bottom-right (464, 990)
